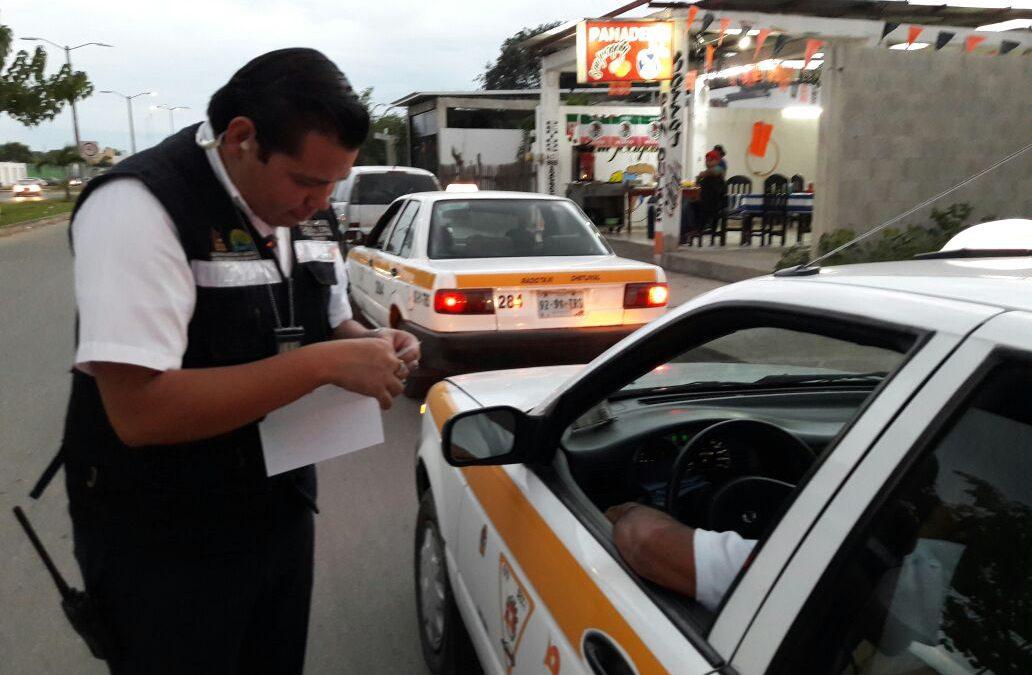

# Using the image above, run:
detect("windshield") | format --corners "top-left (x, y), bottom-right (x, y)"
top-left (351, 172), bottom-right (439, 205)
top-left (428, 199), bottom-right (611, 259)
top-left (619, 326), bottom-right (906, 396)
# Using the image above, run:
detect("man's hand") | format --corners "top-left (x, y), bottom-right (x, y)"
top-left (309, 337), bottom-right (406, 409)
top-left (333, 320), bottom-right (421, 379)
top-left (605, 502), bottom-right (697, 597)
top-left (374, 328), bottom-right (421, 372)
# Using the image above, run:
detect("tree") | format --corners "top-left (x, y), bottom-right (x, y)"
top-left (477, 22), bottom-right (562, 90)
top-left (39, 145), bottom-right (81, 199)
top-left (0, 141), bottom-right (33, 163)
top-left (0, 24), bottom-right (94, 126)
top-left (353, 87), bottom-right (409, 166)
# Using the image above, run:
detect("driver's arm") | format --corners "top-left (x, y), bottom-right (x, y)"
top-left (606, 503), bottom-right (757, 610)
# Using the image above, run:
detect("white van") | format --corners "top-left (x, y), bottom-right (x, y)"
top-left (328, 166), bottom-right (440, 234)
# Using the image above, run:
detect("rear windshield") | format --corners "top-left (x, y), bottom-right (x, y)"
top-left (428, 199), bottom-right (610, 259)
top-left (352, 172), bottom-right (439, 205)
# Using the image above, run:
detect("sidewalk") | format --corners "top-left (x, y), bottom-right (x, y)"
top-left (606, 230), bottom-right (799, 283)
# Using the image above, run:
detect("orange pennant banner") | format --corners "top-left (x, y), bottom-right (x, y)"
top-left (688, 5), bottom-right (699, 27)
top-left (804, 39), bottom-right (824, 68)
top-left (754, 28), bottom-right (772, 60)
top-left (718, 18), bottom-right (731, 46)
top-left (608, 82), bottom-right (632, 96)
top-left (749, 122), bottom-right (774, 158)
top-left (685, 69), bottom-right (698, 91)
top-left (705, 44), bottom-right (715, 71)
top-left (906, 25), bottom-right (923, 46)
top-left (965, 35), bottom-right (987, 53)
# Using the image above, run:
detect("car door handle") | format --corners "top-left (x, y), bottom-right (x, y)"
top-left (583, 631), bottom-right (634, 675)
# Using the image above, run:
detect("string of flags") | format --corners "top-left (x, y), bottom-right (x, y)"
top-left (879, 21), bottom-right (1024, 55)
top-left (650, 12), bottom-right (1026, 101)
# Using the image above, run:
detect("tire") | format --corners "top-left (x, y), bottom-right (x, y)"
top-left (415, 490), bottom-right (481, 674)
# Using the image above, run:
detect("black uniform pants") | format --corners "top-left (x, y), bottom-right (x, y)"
top-left (72, 493), bottom-right (314, 675)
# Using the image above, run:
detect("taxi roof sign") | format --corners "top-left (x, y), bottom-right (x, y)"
top-left (445, 183), bottom-right (479, 193)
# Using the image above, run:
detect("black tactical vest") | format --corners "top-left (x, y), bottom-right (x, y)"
top-left (58, 125), bottom-right (345, 551)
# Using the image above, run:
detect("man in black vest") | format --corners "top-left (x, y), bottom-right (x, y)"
top-left (61, 48), bottom-right (418, 673)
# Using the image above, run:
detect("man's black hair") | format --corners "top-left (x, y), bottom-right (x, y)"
top-left (208, 48), bottom-right (369, 160)
top-left (713, 144), bottom-right (726, 156)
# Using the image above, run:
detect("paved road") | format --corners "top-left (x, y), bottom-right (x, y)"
top-left (0, 221), bottom-right (723, 674)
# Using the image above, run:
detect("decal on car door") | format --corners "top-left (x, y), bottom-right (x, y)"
top-left (500, 553), bottom-right (535, 672)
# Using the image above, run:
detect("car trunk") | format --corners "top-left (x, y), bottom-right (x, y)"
top-left (433, 256), bottom-right (659, 331)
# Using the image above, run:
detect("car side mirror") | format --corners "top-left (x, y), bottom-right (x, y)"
top-left (441, 406), bottom-right (539, 467)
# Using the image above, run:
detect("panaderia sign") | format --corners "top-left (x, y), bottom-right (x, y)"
top-left (576, 19), bottom-right (674, 84)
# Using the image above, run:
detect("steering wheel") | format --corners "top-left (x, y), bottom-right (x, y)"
top-left (664, 419), bottom-right (815, 539)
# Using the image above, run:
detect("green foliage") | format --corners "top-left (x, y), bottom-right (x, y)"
top-left (0, 141), bottom-right (33, 162)
top-left (0, 198), bottom-right (75, 228)
top-left (0, 25), bottom-right (95, 126)
top-left (353, 86), bottom-right (409, 166)
top-left (776, 203), bottom-right (981, 270)
top-left (477, 22), bottom-right (562, 90)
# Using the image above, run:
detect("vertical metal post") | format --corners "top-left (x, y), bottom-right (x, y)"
top-left (65, 46), bottom-right (82, 151)
top-left (127, 98), bottom-right (137, 154)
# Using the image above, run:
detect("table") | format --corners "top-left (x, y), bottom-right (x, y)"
top-left (730, 192), bottom-right (813, 215)
top-left (728, 192), bottom-right (814, 246)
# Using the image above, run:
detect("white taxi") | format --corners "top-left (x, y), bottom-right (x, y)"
top-left (344, 191), bottom-right (668, 395)
top-left (413, 255), bottom-right (1032, 674)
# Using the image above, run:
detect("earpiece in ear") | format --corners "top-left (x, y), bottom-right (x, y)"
top-left (240, 139), bottom-right (252, 152)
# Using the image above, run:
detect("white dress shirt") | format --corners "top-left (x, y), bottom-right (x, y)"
top-left (73, 121), bottom-right (351, 372)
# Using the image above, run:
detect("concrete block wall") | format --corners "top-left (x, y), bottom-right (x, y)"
top-left (813, 42), bottom-right (1032, 241)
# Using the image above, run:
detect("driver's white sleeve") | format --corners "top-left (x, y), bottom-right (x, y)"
top-left (694, 529), bottom-right (758, 612)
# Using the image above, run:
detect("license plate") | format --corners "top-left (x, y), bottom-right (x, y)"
top-left (537, 291), bottom-right (585, 318)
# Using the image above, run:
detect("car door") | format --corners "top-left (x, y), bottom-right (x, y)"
top-left (731, 310), bottom-right (1032, 674)
top-left (376, 199), bottom-right (421, 326)
top-left (347, 200), bottom-right (404, 324)
top-left (448, 282), bottom-right (1000, 675)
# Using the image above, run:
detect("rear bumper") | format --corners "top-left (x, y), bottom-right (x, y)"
top-left (402, 321), bottom-right (644, 373)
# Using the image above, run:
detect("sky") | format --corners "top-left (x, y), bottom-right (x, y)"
top-left (0, 0), bottom-right (654, 154)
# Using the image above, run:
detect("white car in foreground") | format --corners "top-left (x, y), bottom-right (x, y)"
top-left (413, 254), bottom-right (1032, 674)
top-left (345, 191), bottom-right (668, 395)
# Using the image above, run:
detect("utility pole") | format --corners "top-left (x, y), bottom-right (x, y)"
top-left (101, 90), bottom-right (157, 154)
top-left (21, 37), bottom-right (113, 152)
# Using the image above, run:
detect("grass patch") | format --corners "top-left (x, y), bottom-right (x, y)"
top-left (0, 199), bottom-right (76, 228)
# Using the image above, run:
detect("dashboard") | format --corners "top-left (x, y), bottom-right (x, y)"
top-left (561, 389), bottom-right (870, 509)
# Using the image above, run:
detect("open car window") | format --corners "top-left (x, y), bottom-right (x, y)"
top-left (556, 308), bottom-right (919, 636)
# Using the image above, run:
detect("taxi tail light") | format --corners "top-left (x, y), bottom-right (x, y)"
top-left (434, 289), bottom-right (495, 314)
top-left (624, 282), bottom-right (669, 308)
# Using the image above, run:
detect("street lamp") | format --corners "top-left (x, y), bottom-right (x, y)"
top-left (21, 37), bottom-right (113, 152)
top-left (100, 90), bottom-right (157, 154)
top-left (156, 105), bottom-right (190, 135)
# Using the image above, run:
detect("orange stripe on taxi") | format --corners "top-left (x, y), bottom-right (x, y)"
top-left (427, 383), bottom-right (666, 674)
top-left (455, 269), bottom-right (657, 289)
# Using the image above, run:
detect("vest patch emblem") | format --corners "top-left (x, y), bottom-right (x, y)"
top-left (229, 228), bottom-right (256, 252)
top-left (211, 230), bottom-right (228, 253)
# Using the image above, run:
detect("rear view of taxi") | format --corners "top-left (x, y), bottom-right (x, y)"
top-left (345, 191), bottom-right (667, 394)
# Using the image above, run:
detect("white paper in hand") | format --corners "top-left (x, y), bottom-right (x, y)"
top-left (259, 385), bottom-right (384, 476)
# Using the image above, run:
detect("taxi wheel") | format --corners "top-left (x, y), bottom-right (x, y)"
top-left (415, 490), bottom-right (481, 674)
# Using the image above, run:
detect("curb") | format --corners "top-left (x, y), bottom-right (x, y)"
top-left (607, 237), bottom-right (772, 283)
top-left (0, 214), bottom-right (71, 239)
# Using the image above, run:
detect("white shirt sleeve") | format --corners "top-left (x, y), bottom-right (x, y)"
top-left (328, 249), bottom-right (352, 329)
top-left (693, 529), bottom-right (758, 612)
top-left (73, 179), bottom-right (195, 372)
